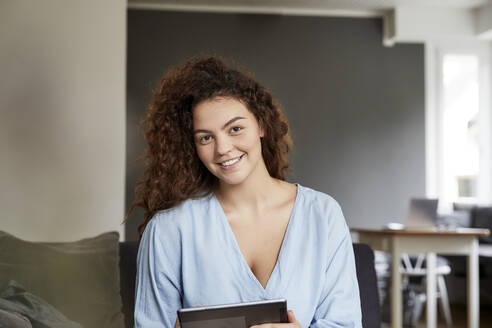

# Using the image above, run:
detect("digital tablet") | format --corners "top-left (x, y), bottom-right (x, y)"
top-left (177, 299), bottom-right (288, 328)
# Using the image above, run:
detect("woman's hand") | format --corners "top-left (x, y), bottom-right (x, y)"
top-left (249, 310), bottom-right (301, 328)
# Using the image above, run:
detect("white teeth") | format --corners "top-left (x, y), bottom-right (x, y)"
top-left (221, 156), bottom-right (241, 166)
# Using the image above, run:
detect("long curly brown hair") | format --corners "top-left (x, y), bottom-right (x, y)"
top-left (128, 56), bottom-right (292, 237)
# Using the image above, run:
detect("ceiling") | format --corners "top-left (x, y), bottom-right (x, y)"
top-left (128, 0), bottom-right (492, 14)
top-left (128, 0), bottom-right (492, 41)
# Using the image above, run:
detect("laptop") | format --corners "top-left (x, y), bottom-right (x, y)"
top-left (406, 198), bottom-right (439, 229)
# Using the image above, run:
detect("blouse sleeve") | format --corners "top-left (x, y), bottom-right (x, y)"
top-left (134, 216), bottom-right (183, 328)
top-left (310, 201), bottom-right (362, 328)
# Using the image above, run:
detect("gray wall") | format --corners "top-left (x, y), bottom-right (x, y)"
top-left (126, 10), bottom-right (425, 241)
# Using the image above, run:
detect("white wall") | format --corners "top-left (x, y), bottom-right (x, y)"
top-left (490, 42), bottom-right (492, 201)
top-left (0, 0), bottom-right (126, 241)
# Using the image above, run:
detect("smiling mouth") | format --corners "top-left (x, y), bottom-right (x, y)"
top-left (218, 154), bottom-right (244, 167)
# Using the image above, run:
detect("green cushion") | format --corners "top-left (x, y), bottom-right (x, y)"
top-left (0, 231), bottom-right (125, 328)
top-left (0, 280), bottom-right (82, 328)
top-left (0, 308), bottom-right (32, 328)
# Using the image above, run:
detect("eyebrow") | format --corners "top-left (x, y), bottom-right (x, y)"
top-left (193, 116), bottom-right (246, 135)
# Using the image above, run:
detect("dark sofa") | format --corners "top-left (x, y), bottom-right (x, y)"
top-left (443, 205), bottom-right (492, 306)
top-left (118, 242), bottom-right (381, 328)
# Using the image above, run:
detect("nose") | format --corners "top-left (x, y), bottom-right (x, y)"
top-left (215, 135), bottom-right (233, 156)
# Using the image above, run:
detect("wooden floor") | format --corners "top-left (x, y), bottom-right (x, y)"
top-left (383, 305), bottom-right (492, 328)
top-left (416, 305), bottom-right (492, 328)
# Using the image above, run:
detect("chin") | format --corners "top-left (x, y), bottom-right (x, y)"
top-left (217, 174), bottom-right (248, 186)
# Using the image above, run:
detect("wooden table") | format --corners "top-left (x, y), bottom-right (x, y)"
top-left (352, 228), bottom-right (490, 328)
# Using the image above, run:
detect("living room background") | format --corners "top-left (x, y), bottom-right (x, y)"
top-left (125, 9), bottom-right (426, 241)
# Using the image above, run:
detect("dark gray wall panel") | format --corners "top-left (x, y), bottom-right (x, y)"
top-left (126, 10), bottom-right (425, 241)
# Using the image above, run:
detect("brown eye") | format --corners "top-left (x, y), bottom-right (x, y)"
top-left (198, 135), bottom-right (213, 144)
top-left (230, 126), bottom-right (242, 133)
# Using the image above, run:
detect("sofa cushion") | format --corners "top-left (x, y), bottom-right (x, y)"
top-left (0, 280), bottom-right (82, 328)
top-left (0, 231), bottom-right (125, 328)
top-left (0, 308), bottom-right (32, 328)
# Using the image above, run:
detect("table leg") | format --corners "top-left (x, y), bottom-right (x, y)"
top-left (467, 239), bottom-right (479, 328)
top-left (391, 248), bottom-right (402, 328)
top-left (426, 252), bottom-right (437, 328)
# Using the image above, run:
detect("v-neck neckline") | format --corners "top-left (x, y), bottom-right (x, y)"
top-left (213, 184), bottom-right (301, 294)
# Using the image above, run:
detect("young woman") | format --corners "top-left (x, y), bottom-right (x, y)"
top-left (131, 56), bottom-right (362, 328)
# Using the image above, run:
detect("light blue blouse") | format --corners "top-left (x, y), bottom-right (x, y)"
top-left (134, 184), bottom-right (362, 328)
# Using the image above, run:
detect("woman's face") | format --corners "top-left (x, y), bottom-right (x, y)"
top-left (193, 97), bottom-right (264, 186)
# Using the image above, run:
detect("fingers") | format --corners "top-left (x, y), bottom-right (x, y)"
top-left (287, 310), bottom-right (297, 323)
top-left (288, 310), bottom-right (301, 326)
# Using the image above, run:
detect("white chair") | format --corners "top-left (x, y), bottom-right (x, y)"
top-left (400, 253), bottom-right (453, 327)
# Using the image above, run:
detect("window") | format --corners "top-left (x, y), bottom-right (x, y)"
top-left (441, 54), bottom-right (480, 201)
top-left (426, 42), bottom-right (490, 210)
